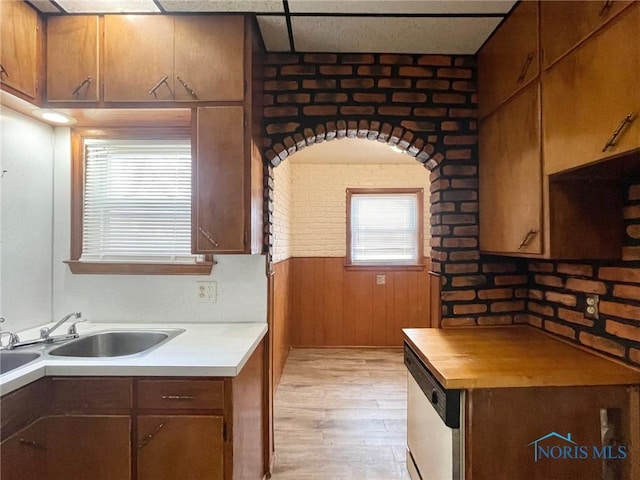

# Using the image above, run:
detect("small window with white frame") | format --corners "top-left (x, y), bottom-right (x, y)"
top-left (67, 128), bottom-right (212, 275)
top-left (346, 188), bottom-right (424, 267)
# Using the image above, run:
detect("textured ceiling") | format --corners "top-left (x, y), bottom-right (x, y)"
top-left (27, 0), bottom-right (517, 54)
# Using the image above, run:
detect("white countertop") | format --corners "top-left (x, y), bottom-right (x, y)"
top-left (0, 321), bottom-right (267, 396)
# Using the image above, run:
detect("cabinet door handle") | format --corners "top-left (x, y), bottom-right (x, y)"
top-left (517, 52), bottom-right (535, 82)
top-left (599, 0), bottom-right (614, 16)
top-left (138, 422), bottom-right (165, 449)
top-left (518, 229), bottom-right (538, 250)
top-left (19, 438), bottom-right (46, 450)
top-left (176, 76), bottom-right (198, 99)
top-left (72, 76), bottom-right (92, 97)
top-left (148, 76), bottom-right (169, 97)
top-left (161, 395), bottom-right (195, 401)
top-left (0, 64), bottom-right (8, 79)
top-left (198, 227), bottom-right (220, 247)
top-left (602, 113), bottom-right (634, 152)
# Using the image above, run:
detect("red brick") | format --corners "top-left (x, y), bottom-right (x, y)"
top-left (303, 106), bottom-right (338, 116)
top-left (380, 54), bottom-right (414, 65)
top-left (416, 79), bottom-right (451, 90)
top-left (429, 237), bottom-right (442, 247)
top-left (599, 267), bottom-right (640, 283)
top-left (622, 246), bottom-right (640, 261)
top-left (565, 278), bottom-right (607, 294)
top-left (399, 66), bottom-right (433, 77)
top-left (600, 300), bottom-right (640, 321)
top-left (442, 190), bottom-right (477, 201)
top-left (442, 290), bottom-right (478, 303)
top-left (414, 107), bottom-right (448, 117)
top-left (454, 57), bottom-right (476, 67)
top-left (441, 121), bottom-right (462, 131)
top-left (478, 315), bottom-right (513, 326)
top-left (377, 78), bottom-right (412, 89)
top-left (340, 106), bottom-right (375, 115)
top-left (545, 291), bottom-right (577, 307)
top-left (529, 289), bottom-right (543, 300)
top-left (341, 78), bottom-right (374, 89)
top-left (453, 226), bottom-right (478, 236)
top-left (529, 262), bottom-right (554, 273)
top-left (443, 237), bottom-right (477, 248)
top-left (448, 108), bottom-right (477, 117)
top-left (453, 303), bottom-right (487, 314)
top-left (630, 348), bottom-right (640, 365)
top-left (544, 321), bottom-right (576, 339)
top-left (491, 300), bottom-right (525, 312)
top-left (557, 263), bottom-right (593, 277)
top-left (534, 274), bottom-right (564, 288)
top-left (392, 92), bottom-right (427, 103)
top-left (529, 302), bottom-right (554, 316)
top-left (629, 184), bottom-right (640, 200)
top-left (340, 54), bottom-right (374, 64)
top-left (266, 122), bottom-right (300, 134)
top-left (265, 53), bottom-right (299, 64)
top-left (448, 250), bottom-right (480, 261)
top-left (430, 178), bottom-right (450, 192)
top-left (437, 67), bottom-right (473, 79)
top-left (302, 79), bottom-right (337, 89)
top-left (452, 81), bottom-right (476, 92)
top-left (378, 106), bottom-right (411, 116)
top-left (442, 165), bottom-right (477, 176)
top-left (441, 317), bottom-right (477, 327)
top-left (418, 55), bottom-right (451, 66)
top-left (431, 225), bottom-right (451, 236)
top-left (452, 179), bottom-right (478, 189)
top-left (276, 93), bottom-right (311, 103)
top-left (606, 320), bottom-right (640, 342)
top-left (445, 149), bottom-right (472, 160)
top-left (265, 80), bottom-right (298, 91)
top-left (356, 65), bottom-right (391, 76)
top-left (433, 93), bottom-right (467, 104)
top-left (401, 120), bottom-right (435, 132)
top-left (624, 205), bottom-right (640, 219)
top-left (444, 135), bottom-right (477, 145)
top-left (558, 308), bottom-right (594, 327)
top-left (264, 67), bottom-right (277, 78)
top-left (494, 275), bottom-right (528, 286)
top-left (430, 202), bottom-right (456, 214)
top-left (445, 263), bottom-right (479, 274)
top-left (514, 314), bottom-right (529, 324)
top-left (578, 332), bottom-right (625, 357)
top-left (450, 275), bottom-right (486, 287)
top-left (526, 314), bottom-right (543, 328)
top-left (443, 214), bottom-right (475, 225)
top-left (613, 284), bottom-right (640, 300)
top-left (263, 94), bottom-right (274, 105)
top-left (304, 53), bottom-right (337, 63)
top-left (264, 106), bottom-right (299, 118)
top-left (281, 65), bottom-right (316, 75)
top-left (627, 224), bottom-right (640, 239)
top-left (353, 93), bottom-right (387, 103)
top-left (319, 65), bottom-right (353, 75)
top-left (313, 93), bottom-right (347, 103)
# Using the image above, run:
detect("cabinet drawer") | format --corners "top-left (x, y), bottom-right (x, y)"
top-left (51, 378), bottom-right (133, 412)
top-left (137, 380), bottom-right (224, 410)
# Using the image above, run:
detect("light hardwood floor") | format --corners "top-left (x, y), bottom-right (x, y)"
top-left (271, 348), bottom-right (410, 480)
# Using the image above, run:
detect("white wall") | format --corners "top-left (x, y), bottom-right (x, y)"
top-left (272, 159), bottom-right (292, 263)
top-left (51, 128), bottom-right (267, 324)
top-left (0, 109), bottom-right (55, 332)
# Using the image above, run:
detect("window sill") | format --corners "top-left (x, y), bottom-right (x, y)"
top-left (344, 264), bottom-right (426, 272)
top-left (65, 260), bottom-right (215, 275)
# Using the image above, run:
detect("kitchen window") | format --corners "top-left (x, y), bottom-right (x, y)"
top-left (346, 188), bottom-right (424, 268)
top-left (67, 128), bottom-right (213, 274)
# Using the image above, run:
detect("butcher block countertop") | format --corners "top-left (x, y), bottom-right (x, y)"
top-left (403, 326), bottom-right (640, 390)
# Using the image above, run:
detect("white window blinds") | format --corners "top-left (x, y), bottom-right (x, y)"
top-left (350, 193), bottom-right (420, 265)
top-left (81, 138), bottom-right (198, 263)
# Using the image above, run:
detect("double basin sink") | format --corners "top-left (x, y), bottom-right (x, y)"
top-left (0, 329), bottom-right (184, 375)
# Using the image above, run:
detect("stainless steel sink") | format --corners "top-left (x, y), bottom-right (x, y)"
top-left (0, 351), bottom-right (42, 375)
top-left (47, 329), bottom-right (184, 358)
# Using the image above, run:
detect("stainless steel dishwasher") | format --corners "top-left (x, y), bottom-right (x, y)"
top-left (405, 343), bottom-right (464, 480)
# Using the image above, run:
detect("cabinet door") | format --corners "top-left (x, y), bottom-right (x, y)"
top-left (0, 0), bottom-right (38, 99)
top-left (46, 16), bottom-right (99, 102)
top-left (193, 106), bottom-right (247, 253)
top-left (174, 16), bottom-right (244, 102)
top-left (0, 418), bottom-right (48, 480)
top-left (478, 1), bottom-right (539, 118)
top-left (103, 15), bottom-right (174, 102)
top-left (543, 5), bottom-right (640, 174)
top-left (541, 0), bottom-right (633, 69)
top-left (480, 83), bottom-right (542, 255)
top-left (137, 415), bottom-right (224, 480)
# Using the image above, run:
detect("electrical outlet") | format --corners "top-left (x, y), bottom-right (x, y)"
top-left (584, 294), bottom-right (599, 320)
top-left (376, 274), bottom-right (386, 285)
top-left (196, 281), bottom-right (217, 303)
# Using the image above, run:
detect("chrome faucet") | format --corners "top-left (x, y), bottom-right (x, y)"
top-left (0, 318), bottom-right (20, 350)
top-left (40, 312), bottom-right (82, 340)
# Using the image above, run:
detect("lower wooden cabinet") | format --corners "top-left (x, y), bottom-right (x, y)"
top-left (0, 417), bottom-right (48, 480)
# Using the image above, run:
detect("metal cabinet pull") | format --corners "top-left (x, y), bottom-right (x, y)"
top-left (602, 113), bottom-right (634, 152)
top-left (138, 422), bottom-right (165, 449)
top-left (161, 395), bottom-right (195, 401)
top-left (517, 52), bottom-right (535, 82)
top-left (198, 227), bottom-right (220, 247)
top-left (72, 76), bottom-right (92, 97)
top-left (599, 0), bottom-right (614, 16)
top-left (176, 76), bottom-right (198, 99)
top-left (19, 438), bottom-right (45, 450)
top-left (518, 229), bottom-right (539, 250)
top-left (0, 64), bottom-right (8, 79)
top-left (148, 76), bottom-right (169, 98)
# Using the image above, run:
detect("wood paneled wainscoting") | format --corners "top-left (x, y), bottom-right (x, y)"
top-left (272, 257), bottom-right (434, 388)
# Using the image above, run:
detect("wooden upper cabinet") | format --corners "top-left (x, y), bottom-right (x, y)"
top-left (477, 1), bottom-right (539, 119)
top-left (193, 106), bottom-right (247, 253)
top-left (46, 16), bottom-right (99, 102)
top-left (541, 0), bottom-right (633, 69)
top-left (174, 16), bottom-right (244, 102)
top-left (543, 4), bottom-right (640, 175)
top-left (103, 15), bottom-right (175, 102)
top-left (480, 83), bottom-right (542, 255)
top-left (0, 0), bottom-right (39, 100)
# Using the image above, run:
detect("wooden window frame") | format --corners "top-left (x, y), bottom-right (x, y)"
top-left (66, 127), bottom-right (214, 275)
top-left (345, 187), bottom-right (425, 270)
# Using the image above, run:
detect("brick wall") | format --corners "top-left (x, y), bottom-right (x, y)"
top-left (263, 52), bottom-right (527, 327)
top-left (525, 183), bottom-right (640, 366)
top-left (272, 159), bottom-right (292, 263)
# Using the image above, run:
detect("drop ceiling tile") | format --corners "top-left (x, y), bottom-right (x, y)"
top-left (291, 16), bottom-right (502, 54)
top-left (55, 0), bottom-right (160, 13)
top-left (257, 16), bottom-right (291, 52)
top-left (159, 0), bottom-right (284, 13)
top-left (26, 1), bottom-right (61, 13)
top-left (288, 0), bottom-right (516, 15)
